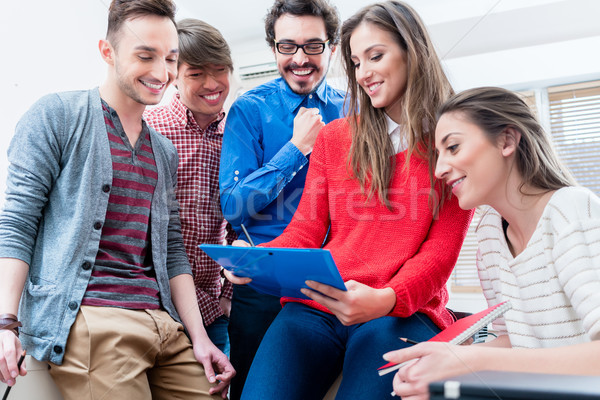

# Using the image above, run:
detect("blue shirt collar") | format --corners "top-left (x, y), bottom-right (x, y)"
top-left (278, 77), bottom-right (330, 114)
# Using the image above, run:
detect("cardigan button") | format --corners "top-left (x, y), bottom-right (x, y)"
top-left (68, 302), bottom-right (78, 311)
top-left (53, 345), bottom-right (63, 354)
top-left (82, 261), bottom-right (92, 270)
top-left (94, 222), bottom-right (102, 230)
top-left (102, 184), bottom-right (110, 193)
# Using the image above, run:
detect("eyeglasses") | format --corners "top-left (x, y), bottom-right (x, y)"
top-left (274, 40), bottom-right (330, 55)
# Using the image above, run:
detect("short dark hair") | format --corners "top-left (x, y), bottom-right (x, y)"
top-left (106, 0), bottom-right (177, 48)
top-left (177, 19), bottom-right (233, 71)
top-left (264, 0), bottom-right (340, 48)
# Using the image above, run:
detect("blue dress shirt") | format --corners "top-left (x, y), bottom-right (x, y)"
top-left (220, 77), bottom-right (346, 244)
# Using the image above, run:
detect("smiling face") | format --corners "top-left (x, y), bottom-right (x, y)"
top-left (349, 22), bottom-right (408, 122)
top-left (435, 112), bottom-right (511, 210)
top-left (273, 13), bottom-right (333, 95)
top-left (176, 62), bottom-right (230, 129)
top-left (109, 15), bottom-right (179, 107)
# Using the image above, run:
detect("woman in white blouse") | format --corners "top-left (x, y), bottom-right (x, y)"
top-left (386, 86), bottom-right (600, 400)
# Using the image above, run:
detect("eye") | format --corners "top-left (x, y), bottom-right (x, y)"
top-left (166, 57), bottom-right (178, 63)
top-left (370, 53), bottom-right (383, 62)
top-left (447, 144), bottom-right (459, 153)
top-left (138, 56), bottom-right (152, 61)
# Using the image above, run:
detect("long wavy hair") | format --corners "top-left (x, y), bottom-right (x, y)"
top-left (340, 1), bottom-right (453, 209)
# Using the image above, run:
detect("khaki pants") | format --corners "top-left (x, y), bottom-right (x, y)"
top-left (48, 306), bottom-right (217, 400)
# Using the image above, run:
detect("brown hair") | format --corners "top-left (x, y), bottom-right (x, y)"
top-left (437, 87), bottom-right (576, 194)
top-left (106, 0), bottom-right (177, 48)
top-left (264, 0), bottom-right (340, 48)
top-left (177, 18), bottom-right (233, 71)
top-left (341, 1), bottom-right (453, 208)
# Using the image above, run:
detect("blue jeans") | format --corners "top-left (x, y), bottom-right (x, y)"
top-left (241, 302), bottom-right (440, 400)
top-left (228, 284), bottom-right (282, 400)
top-left (206, 315), bottom-right (230, 357)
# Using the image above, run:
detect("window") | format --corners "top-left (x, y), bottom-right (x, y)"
top-left (450, 79), bottom-right (600, 292)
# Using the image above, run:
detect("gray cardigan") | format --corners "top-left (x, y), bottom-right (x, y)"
top-left (0, 88), bottom-right (192, 364)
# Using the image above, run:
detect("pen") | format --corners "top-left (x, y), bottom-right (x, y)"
top-left (240, 224), bottom-right (255, 247)
top-left (399, 337), bottom-right (420, 345)
top-left (2, 350), bottom-right (26, 400)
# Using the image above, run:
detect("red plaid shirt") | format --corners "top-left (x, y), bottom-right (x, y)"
top-left (144, 94), bottom-right (236, 326)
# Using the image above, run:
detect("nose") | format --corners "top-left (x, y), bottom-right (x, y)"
top-left (203, 73), bottom-right (219, 91)
top-left (435, 153), bottom-right (450, 180)
top-left (153, 59), bottom-right (174, 84)
top-left (292, 49), bottom-right (309, 65)
top-left (355, 65), bottom-right (371, 85)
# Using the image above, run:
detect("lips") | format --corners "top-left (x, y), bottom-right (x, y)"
top-left (201, 92), bottom-right (220, 101)
top-left (140, 80), bottom-right (164, 91)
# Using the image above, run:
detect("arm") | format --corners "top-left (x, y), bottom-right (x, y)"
top-left (0, 259), bottom-right (29, 386)
top-left (219, 100), bottom-right (323, 227)
top-left (386, 337), bottom-right (600, 399)
top-left (169, 274), bottom-right (235, 398)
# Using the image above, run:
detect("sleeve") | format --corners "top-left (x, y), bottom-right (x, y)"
top-left (262, 126), bottom-right (332, 249)
top-left (219, 97), bottom-right (308, 227)
top-left (224, 221), bottom-right (238, 245)
top-left (552, 193), bottom-right (600, 340)
top-left (387, 189), bottom-right (474, 317)
top-left (164, 145), bottom-right (194, 279)
top-left (0, 94), bottom-right (65, 263)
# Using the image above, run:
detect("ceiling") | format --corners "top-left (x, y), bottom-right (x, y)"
top-left (174, 0), bottom-right (600, 67)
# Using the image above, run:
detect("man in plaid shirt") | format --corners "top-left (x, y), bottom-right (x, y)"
top-left (145, 18), bottom-right (237, 355)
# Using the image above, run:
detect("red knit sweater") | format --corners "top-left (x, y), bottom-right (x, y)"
top-left (265, 118), bottom-right (473, 330)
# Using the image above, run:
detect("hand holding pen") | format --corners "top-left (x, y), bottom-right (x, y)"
top-left (2, 351), bottom-right (26, 400)
top-left (220, 224), bottom-right (254, 285)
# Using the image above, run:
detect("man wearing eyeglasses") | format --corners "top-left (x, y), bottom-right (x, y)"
top-left (218, 0), bottom-right (346, 398)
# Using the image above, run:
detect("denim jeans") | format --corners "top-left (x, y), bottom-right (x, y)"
top-left (241, 302), bottom-right (440, 400)
top-left (228, 284), bottom-right (282, 400)
top-left (205, 315), bottom-right (230, 357)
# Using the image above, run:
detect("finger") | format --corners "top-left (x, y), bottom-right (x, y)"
top-left (305, 280), bottom-right (344, 299)
top-left (232, 239), bottom-right (251, 247)
top-left (201, 360), bottom-right (217, 384)
top-left (383, 344), bottom-right (423, 364)
top-left (222, 269), bottom-right (252, 285)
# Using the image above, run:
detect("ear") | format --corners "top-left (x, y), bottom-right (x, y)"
top-left (500, 127), bottom-right (521, 158)
top-left (98, 39), bottom-right (115, 65)
top-left (330, 44), bottom-right (337, 55)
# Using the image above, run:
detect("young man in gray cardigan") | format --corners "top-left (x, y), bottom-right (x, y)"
top-left (0, 1), bottom-right (233, 398)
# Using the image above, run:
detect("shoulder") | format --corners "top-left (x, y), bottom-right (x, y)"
top-left (545, 186), bottom-right (600, 225)
top-left (143, 104), bottom-right (170, 120)
top-left (324, 84), bottom-right (346, 101)
top-left (320, 117), bottom-right (351, 142)
top-left (232, 79), bottom-right (281, 107)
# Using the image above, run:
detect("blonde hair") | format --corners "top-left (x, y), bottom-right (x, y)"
top-left (340, 1), bottom-right (453, 208)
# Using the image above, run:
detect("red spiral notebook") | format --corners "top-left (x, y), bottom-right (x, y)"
top-left (378, 301), bottom-right (512, 376)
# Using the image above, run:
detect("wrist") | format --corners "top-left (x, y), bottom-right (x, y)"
top-left (0, 313), bottom-right (22, 337)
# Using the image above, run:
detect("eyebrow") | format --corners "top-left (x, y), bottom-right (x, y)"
top-left (134, 45), bottom-right (178, 54)
top-left (351, 43), bottom-right (386, 59)
top-left (277, 37), bottom-right (327, 43)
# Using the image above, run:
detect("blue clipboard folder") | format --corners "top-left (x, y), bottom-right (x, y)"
top-left (200, 244), bottom-right (347, 300)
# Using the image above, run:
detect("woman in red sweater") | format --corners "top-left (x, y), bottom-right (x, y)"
top-left (230, 2), bottom-right (473, 398)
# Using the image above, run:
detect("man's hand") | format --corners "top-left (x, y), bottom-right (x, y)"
top-left (193, 335), bottom-right (236, 399)
top-left (300, 280), bottom-right (396, 325)
top-left (290, 107), bottom-right (325, 155)
top-left (221, 239), bottom-right (253, 285)
top-left (0, 330), bottom-right (26, 387)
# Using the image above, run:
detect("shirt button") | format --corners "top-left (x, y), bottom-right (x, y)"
top-left (234, 170), bottom-right (239, 175)
top-left (68, 301), bottom-right (78, 311)
top-left (234, 177), bottom-right (239, 182)
top-left (53, 346), bottom-right (63, 354)
top-left (102, 184), bottom-right (110, 193)
top-left (309, 94), bottom-right (313, 99)
top-left (82, 262), bottom-right (92, 270)
top-left (94, 222), bottom-right (102, 230)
